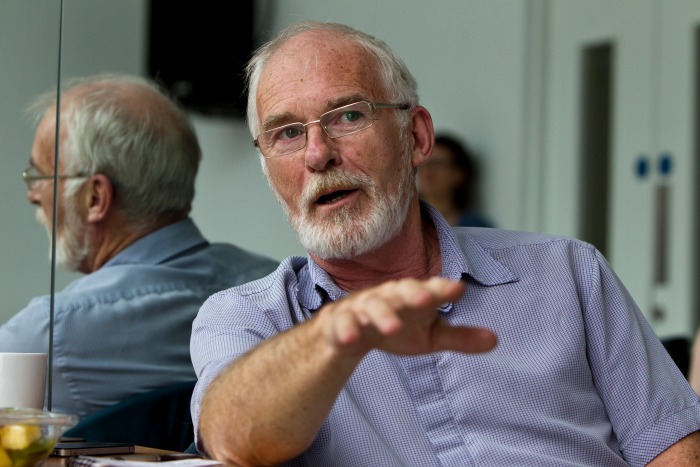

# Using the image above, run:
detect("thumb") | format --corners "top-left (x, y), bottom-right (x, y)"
top-left (432, 322), bottom-right (498, 354)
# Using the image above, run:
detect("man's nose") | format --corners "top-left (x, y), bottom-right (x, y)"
top-left (304, 125), bottom-right (340, 172)
top-left (26, 183), bottom-right (42, 206)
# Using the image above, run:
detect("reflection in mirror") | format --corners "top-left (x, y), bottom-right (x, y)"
top-left (0, 1), bottom-right (65, 327)
top-left (0, 0), bottom-right (292, 423)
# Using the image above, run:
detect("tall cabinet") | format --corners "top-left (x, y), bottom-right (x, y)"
top-left (543, 0), bottom-right (700, 338)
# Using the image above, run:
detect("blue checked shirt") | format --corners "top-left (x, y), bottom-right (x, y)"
top-left (191, 204), bottom-right (700, 466)
top-left (0, 218), bottom-right (278, 420)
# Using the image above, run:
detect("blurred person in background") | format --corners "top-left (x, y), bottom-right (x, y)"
top-left (418, 133), bottom-right (493, 227)
top-left (0, 73), bottom-right (278, 419)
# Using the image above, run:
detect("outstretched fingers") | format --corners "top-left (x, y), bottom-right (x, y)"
top-left (329, 285), bottom-right (405, 351)
top-left (322, 276), bottom-right (497, 357)
top-left (431, 320), bottom-right (498, 354)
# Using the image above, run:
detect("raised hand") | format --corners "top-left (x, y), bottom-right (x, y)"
top-left (319, 276), bottom-right (498, 358)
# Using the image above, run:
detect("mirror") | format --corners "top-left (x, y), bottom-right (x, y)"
top-left (0, 0), bottom-right (301, 325)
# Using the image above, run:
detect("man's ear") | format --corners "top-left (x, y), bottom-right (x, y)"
top-left (409, 106), bottom-right (435, 169)
top-left (85, 173), bottom-right (114, 224)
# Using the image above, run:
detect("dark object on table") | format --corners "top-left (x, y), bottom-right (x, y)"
top-left (63, 381), bottom-right (196, 452)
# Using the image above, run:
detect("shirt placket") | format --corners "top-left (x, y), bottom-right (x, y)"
top-left (398, 354), bottom-right (476, 466)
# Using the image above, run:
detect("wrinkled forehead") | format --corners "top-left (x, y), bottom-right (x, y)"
top-left (268, 31), bottom-right (370, 69)
top-left (256, 31), bottom-right (385, 117)
top-left (33, 103), bottom-right (74, 169)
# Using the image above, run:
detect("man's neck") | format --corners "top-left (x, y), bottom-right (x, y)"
top-left (82, 215), bottom-right (183, 273)
top-left (311, 203), bottom-right (442, 293)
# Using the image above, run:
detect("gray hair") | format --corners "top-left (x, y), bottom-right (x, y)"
top-left (245, 21), bottom-right (419, 139)
top-left (28, 73), bottom-right (201, 228)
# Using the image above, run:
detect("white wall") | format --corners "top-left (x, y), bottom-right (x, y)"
top-left (0, 0), bottom-right (539, 324)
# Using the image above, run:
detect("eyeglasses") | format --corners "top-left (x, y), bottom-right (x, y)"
top-left (22, 164), bottom-right (88, 190)
top-left (253, 100), bottom-right (410, 159)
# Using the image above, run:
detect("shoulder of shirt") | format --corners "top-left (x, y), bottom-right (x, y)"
top-left (26, 244), bottom-right (278, 311)
top-left (452, 226), bottom-right (598, 254)
top-left (205, 255), bottom-right (308, 302)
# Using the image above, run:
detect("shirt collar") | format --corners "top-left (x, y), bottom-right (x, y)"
top-left (104, 218), bottom-right (208, 267)
top-left (427, 202), bottom-right (518, 287)
top-left (296, 258), bottom-right (345, 312)
top-left (297, 201), bottom-right (519, 312)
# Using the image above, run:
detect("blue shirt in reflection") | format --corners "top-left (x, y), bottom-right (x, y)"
top-left (0, 218), bottom-right (278, 420)
top-left (190, 204), bottom-right (700, 466)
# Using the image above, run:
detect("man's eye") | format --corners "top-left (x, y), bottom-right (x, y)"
top-left (274, 126), bottom-right (302, 142)
top-left (339, 110), bottom-right (363, 123)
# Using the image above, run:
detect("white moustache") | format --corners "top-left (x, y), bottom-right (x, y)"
top-left (300, 169), bottom-right (374, 207)
top-left (35, 208), bottom-right (51, 232)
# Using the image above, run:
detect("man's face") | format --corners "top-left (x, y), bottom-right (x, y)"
top-left (256, 31), bottom-right (416, 260)
top-left (28, 112), bottom-right (89, 271)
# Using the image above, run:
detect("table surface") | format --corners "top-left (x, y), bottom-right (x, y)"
top-left (45, 445), bottom-right (180, 467)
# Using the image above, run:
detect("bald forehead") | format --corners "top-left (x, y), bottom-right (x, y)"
top-left (60, 80), bottom-right (184, 136)
top-left (256, 30), bottom-right (385, 126)
top-left (278, 29), bottom-right (365, 57)
top-left (65, 81), bottom-right (163, 111)
top-left (267, 30), bottom-right (375, 78)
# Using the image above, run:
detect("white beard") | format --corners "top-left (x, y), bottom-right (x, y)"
top-left (270, 161), bottom-right (415, 260)
top-left (36, 194), bottom-right (89, 272)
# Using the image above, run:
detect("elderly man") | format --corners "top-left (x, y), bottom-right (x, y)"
top-left (191, 22), bottom-right (700, 466)
top-left (0, 73), bottom-right (278, 419)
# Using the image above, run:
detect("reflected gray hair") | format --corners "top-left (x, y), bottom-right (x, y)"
top-left (28, 73), bottom-right (201, 229)
top-left (245, 21), bottom-right (419, 139)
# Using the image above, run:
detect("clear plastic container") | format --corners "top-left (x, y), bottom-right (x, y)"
top-left (0, 408), bottom-right (77, 467)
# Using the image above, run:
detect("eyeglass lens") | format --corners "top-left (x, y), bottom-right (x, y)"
top-left (23, 165), bottom-right (41, 189)
top-left (258, 101), bottom-right (375, 158)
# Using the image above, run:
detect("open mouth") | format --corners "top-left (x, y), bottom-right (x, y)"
top-left (316, 189), bottom-right (356, 205)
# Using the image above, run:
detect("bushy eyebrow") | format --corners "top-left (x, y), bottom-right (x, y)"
top-left (261, 113), bottom-right (295, 132)
top-left (28, 158), bottom-right (42, 171)
top-left (326, 94), bottom-right (367, 110)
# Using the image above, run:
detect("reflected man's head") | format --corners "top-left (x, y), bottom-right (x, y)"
top-left (26, 73), bottom-right (201, 272)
